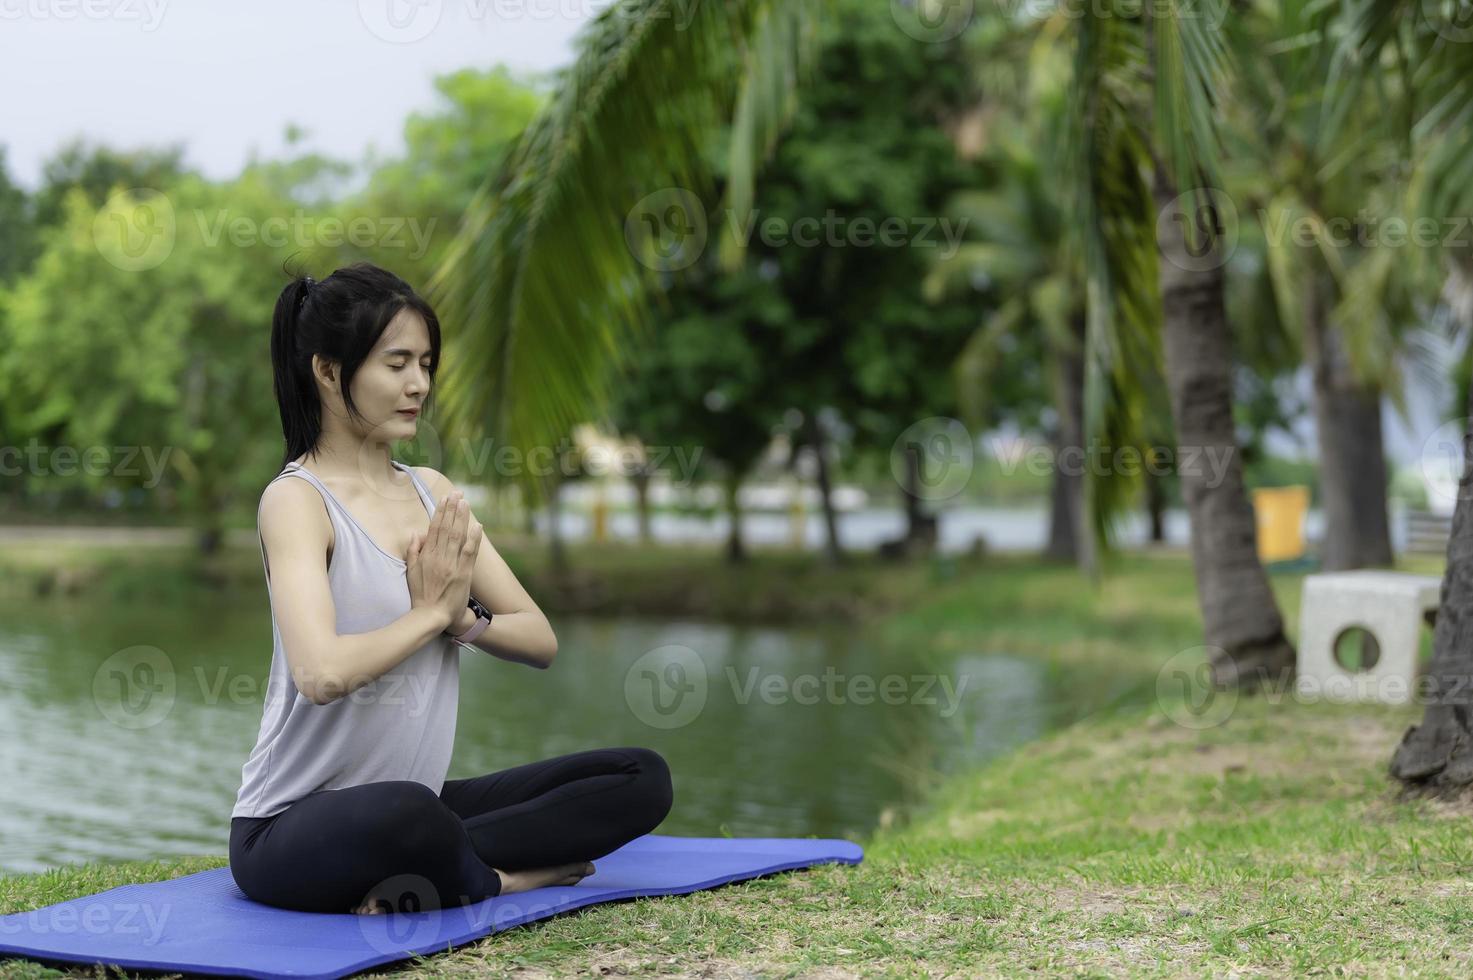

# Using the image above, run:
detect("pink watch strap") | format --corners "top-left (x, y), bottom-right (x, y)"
top-left (454, 613), bottom-right (490, 645)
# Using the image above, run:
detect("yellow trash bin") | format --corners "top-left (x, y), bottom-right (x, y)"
top-left (1252, 485), bottom-right (1309, 563)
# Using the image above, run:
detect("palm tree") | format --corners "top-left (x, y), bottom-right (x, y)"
top-left (1069, 0), bottom-right (1297, 690)
top-left (1223, 0), bottom-right (1425, 571)
top-left (925, 22), bottom-right (1171, 575)
top-left (1327, 0), bottom-right (1473, 792)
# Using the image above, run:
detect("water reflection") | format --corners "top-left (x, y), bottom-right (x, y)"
top-left (0, 594), bottom-right (1053, 875)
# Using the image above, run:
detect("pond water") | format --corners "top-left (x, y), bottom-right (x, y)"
top-left (0, 591), bottom-right (1068, 876)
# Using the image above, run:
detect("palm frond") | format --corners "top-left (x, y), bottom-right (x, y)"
top-left (1067, 3), bottom-right (1164, 567)
top-left (427, 0), bottom-right (825, 501)
top-left (1152, 0), bottom-right (1231, 204)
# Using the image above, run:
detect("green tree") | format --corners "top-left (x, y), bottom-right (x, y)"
top-left (608, 265), bottom-right (782, 562)
top-left (1, 175), bottom-right (296, 553)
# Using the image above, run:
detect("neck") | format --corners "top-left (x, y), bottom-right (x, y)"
top-left (296, 429), bottom-right (399, 485)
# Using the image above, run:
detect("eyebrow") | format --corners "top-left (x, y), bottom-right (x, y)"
top-left (382, 348), bottom-right (432, 358)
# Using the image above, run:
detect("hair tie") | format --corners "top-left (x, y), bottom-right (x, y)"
top-left (296, 276), bottom-right (315, 312)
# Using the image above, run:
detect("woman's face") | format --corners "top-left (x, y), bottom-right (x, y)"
top-left (317, 306), bottom-right (433, 441)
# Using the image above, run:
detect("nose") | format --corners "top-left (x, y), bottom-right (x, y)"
top-left (406, 364), bottom-right (431, 396)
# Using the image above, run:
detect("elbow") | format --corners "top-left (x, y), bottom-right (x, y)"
top-left (298, 658), bottom-right (342, 706)
top-left (538, 629), bottom-right (558, 669)
top-left (302, 677), bottom-right (336, 706)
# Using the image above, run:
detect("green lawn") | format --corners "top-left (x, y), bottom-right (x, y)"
top-left (2, 547), bottom-right (1466, 978)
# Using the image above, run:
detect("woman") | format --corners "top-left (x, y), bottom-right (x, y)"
top-left (229, 262), bottom-right (673, 915)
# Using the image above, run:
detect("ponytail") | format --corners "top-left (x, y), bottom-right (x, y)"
top-left (270, 275), bottom-right (320, 471)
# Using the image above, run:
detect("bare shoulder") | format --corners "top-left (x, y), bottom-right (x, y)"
top-left (259, 475), bottom-right (331, 542)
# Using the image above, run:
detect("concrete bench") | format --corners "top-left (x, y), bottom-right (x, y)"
top-left (1297, 571), bottom-right (1441, 704)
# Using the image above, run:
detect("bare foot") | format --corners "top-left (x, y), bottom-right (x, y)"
top-left (351, 861), bottom-right (594, 911)
top-left (492, 861), bottom-right (595, 895)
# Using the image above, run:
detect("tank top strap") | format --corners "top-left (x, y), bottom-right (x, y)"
top-left (391, 460), bottom-right (439, 518)
top-left (275, 460), bottom-right (335, 504)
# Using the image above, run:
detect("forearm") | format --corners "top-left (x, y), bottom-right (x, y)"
top-left (450, 607), bottom-right (557, 669)
top-left (310, 606), bottom-right (453, 704)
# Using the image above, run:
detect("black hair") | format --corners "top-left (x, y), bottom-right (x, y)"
top-left (269, 261), bottom-right (441, 471)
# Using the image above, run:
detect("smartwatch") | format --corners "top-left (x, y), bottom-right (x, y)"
top-left (453, 596), bottom-right (493, 647)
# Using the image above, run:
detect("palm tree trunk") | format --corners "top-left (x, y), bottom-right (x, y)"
top-left (1304, 274), bottom-right (1393, 570)
top-left (1390, 383), bottom-right (1473, 789)
top-left (1153, 163), bottom-right (1296, 691)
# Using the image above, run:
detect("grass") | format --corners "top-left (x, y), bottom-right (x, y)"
top-left (1, 545), bottom-right (1467, 978)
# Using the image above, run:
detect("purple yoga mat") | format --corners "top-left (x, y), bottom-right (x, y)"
top-left (0, 834), bottom-right (863, 979)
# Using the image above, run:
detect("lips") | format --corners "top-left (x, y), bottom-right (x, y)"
top-left (397, 409), bottom-right (420, 418)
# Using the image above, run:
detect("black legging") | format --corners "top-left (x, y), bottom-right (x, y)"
top-left (229, 746), bottom-right (674, 913)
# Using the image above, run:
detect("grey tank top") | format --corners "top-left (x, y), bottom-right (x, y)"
top-left (231, 459), bottom-right (460, 820)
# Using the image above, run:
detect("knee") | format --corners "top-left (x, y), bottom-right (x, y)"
top-left (622, 747), bottom-right (673, 829)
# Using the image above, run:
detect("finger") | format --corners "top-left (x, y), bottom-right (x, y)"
top-left (447, 496), bottom-right (469, 545)
top-left (429, 494), bottom-right (451, 554)
top-left (463, 519), bottom-right (483, 556)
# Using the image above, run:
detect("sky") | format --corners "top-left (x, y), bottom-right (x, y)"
top-left (0, 0), bottom-right (607, 190)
